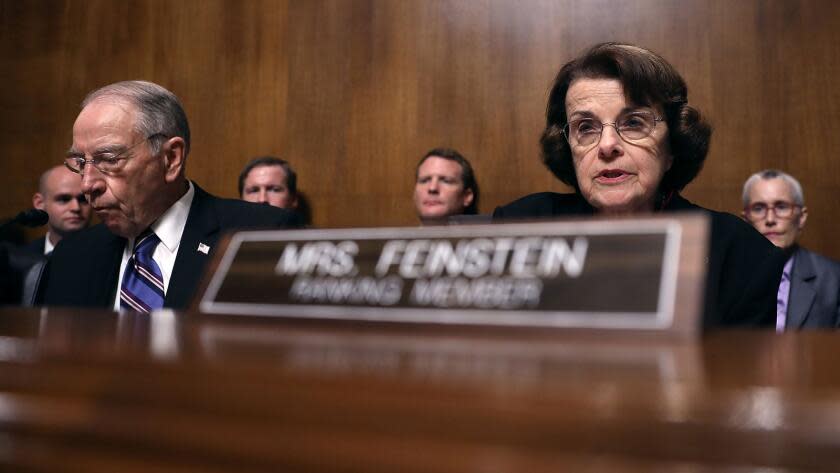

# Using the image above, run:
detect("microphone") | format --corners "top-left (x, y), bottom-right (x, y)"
top-left (1, 209), bottom-right (49, 231)
top-left (15, 209), bottom-right (49, 227)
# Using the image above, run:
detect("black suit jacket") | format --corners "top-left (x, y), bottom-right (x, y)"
top-left (0, 237), bottom-right (46, 305)
top-left (41, 183), bottom-right (301, 310)
top-left (24, 236), bottom-right (46, 255)
top-left (786, 246), bottom-right (840, 329)
top-left (493, 192), bottom-right (786, 329)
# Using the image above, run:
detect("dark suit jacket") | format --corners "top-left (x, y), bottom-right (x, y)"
top-left (0, 238), bottom-right (45, 305)
top-left (493, 192), bottom-right (787, 329)
top-left (40, 183), bottom-right (301, 310)
top-left (786, 246), bottom-right (840, 329)
top-left (19, 237), bottom-right (47, 306)
top-left (24, 236), bottom-right (46, 255)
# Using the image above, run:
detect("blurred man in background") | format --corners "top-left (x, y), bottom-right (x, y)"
top-left (742, 169), bottom-right (840, 329)
top-left (413, 148), bottom-right (478, 224)
top-left (239, 156), bottom-right (299, 210)
top-left (28, 164), bottom-right (92, 254)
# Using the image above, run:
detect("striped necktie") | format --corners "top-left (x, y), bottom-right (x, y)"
top-left (120, 230), bottom-right (164, 313)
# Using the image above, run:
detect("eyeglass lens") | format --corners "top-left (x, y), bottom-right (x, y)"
top-left (564, 111), bottom-right (658, 147)
top-left (748, 203), bottom-right (796, 218)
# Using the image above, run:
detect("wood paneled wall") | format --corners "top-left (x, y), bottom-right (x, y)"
top-left (3, 0), bottom-right (840, 257)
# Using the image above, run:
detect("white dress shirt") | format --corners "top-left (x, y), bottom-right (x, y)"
top-left (43, 233), bottom-right (55, 254)
top-left (112, 182), bottom-right (195, 311)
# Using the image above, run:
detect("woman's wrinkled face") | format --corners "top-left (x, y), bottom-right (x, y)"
top-left (565, 78), bottom-right (672, 214)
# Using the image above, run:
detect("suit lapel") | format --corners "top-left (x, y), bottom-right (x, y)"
top-left (27, 236), bottom-right (47, 255)
top-left (788, 248), bottom-right (817, 329)
top-left (87, 228), bottom-right (126, 307)
top-left (165, 184), bottom-right (220, 309)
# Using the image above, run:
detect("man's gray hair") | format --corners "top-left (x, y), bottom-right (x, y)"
top-left (82, 80), bottom-right (191, 156)
top-left (742, 169), bottom-right (805, 207)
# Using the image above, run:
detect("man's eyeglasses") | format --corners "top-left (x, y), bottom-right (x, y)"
top-left (745, 202), bottom-right (801, 219)
top-left (563, 110), bottom-right (664, 148)
top-left (64, 133), bottom-right (168, 175)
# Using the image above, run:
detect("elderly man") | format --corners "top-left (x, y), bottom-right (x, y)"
top-left (28, 165), bottom-right (92, 254)
top-left (413, 148), bottom-right (478, 224)
top-left (742, 169), bottom-right (840, 329)
top-left (238, 156), bottom-right (299, 209)
top-left (40, 81), bottom-right (299, 311)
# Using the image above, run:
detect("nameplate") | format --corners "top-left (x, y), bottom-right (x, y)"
top-left (197, 215), bottom-right (708, 334)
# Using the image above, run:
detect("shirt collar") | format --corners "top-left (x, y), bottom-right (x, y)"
top-left (150, 181), bottom-right (194, 254)
top-left (44, 233), bottom-right (55, 254)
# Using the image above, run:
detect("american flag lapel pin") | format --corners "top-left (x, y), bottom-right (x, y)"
top-left (197, 243), bottom-right (210, 254)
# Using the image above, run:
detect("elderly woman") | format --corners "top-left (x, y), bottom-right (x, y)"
top-left (494, 43), bottom-right (785, 328)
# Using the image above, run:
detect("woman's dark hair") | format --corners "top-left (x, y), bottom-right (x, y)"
top-left (541, 42), bottom-right (712, 192)
top-left (416, 148), bottom-right (479, 215)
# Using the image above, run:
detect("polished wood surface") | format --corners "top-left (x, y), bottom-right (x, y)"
top-left (2, 1), bottom-right (840, 259)
top-left (0, 306), bottom-right (838, 472)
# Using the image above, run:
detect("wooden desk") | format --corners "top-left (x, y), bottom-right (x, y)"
top-left (0, 307), bottom-right (837, 472)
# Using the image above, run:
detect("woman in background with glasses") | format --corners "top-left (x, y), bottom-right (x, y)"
top-left (494, 42), bottom-right (785, 329)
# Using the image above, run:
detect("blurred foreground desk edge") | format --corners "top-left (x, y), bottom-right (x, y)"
top-left (0, 306), bottom-right (838, 472)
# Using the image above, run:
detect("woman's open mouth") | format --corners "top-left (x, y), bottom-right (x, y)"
top-left (595, 169), bottom-right (632, 184)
